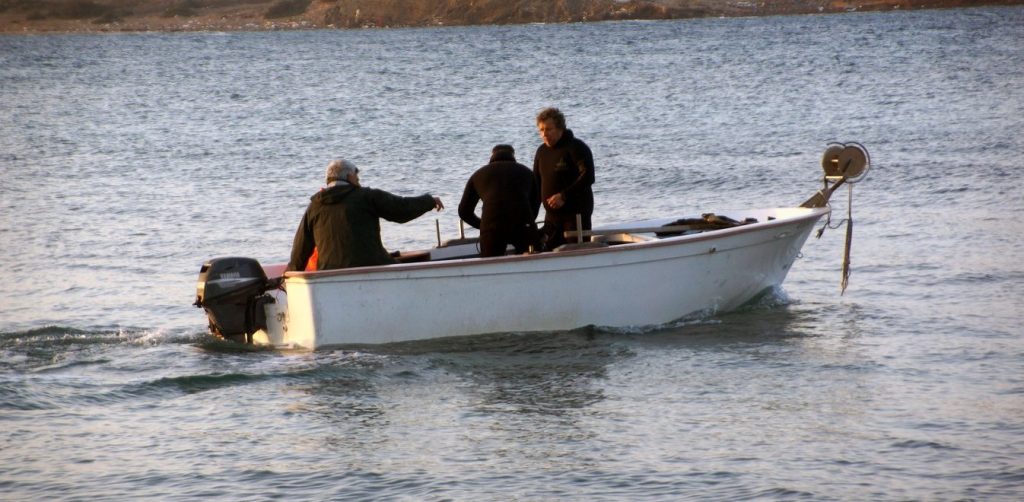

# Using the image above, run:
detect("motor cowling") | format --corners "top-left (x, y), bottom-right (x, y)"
top-left (193, 257), bottom-right (273, 343)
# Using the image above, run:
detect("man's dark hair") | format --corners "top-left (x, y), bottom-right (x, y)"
top-left (536, 107), bottom-right (566, 130)
top-left (490, 144), bottom-right (516, 162)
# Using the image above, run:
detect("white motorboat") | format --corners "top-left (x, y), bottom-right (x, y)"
top-left (194, 143), bottom-right (868, 350)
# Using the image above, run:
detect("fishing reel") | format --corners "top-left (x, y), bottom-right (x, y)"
top-left (809, 142), bottom-right (871, 295)
top-left (821, 142), bottom-right (870, 183)
top-left (802, 142), bottom-right (871, 209)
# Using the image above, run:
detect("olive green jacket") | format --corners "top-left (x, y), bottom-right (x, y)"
top-left (286, 184), bottom-right (435, 271)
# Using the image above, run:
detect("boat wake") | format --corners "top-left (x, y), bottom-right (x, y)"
top-left (0, 325), bottom-right (206, 344)
top-left (195, 337), bottom-right (279, 353)
top-left (0, 325), bottom-right (210, 372)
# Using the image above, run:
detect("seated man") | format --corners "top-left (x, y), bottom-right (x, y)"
top-left (458, 144), bottom-right (540, 257)
top-left (286, 159), bottom-right (443, 271)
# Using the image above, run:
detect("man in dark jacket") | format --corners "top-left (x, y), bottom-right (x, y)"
top-left (286, 159), bottom-right (444, 272)
top-left (533, 107), bottom-right (595, 251)
top-left (458, 144), bottom-right (540, 257)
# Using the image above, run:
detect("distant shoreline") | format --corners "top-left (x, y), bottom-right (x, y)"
top-left (2, 0), bottom-right (1022, 34)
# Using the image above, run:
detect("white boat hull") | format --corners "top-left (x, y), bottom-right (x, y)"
top-left (252, 207), bottom-right (828, 350)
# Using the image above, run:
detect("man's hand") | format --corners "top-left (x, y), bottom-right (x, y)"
top-left (433, 197), bottom-right (445, 211)
top-left (546, 193), bottom-right (565, 209)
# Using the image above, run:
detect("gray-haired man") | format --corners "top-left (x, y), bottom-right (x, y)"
top-left (286, 159), bottom-right (443, 271)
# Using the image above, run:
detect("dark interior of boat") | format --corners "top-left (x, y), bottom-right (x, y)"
top-left (393, 213), bottom-right (759, 264)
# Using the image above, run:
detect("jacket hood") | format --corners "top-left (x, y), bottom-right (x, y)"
top-left (313, 184), bottom-right (356, 205)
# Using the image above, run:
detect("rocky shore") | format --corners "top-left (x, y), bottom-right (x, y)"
top-left (1, 0), bottom-right (1020, 33)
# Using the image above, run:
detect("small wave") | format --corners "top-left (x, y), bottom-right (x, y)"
top-left (0, 325), bottom-right (193, 350)
top-left (196, 337), bottom-right (279, 353)
top-left (596, 314), bottom-right (722, 336)
top-left (0, 386), bottom-right (63, 411)
top-left (31, 357), bottom-right (112, 374)
top-left (1, 325), bottom-right (91, 341)
top-left (126, 352), bottom-right (390, 398)
top-left (3, 371), bottom-right (273, 410)
top-left (929, 186), bottom-right (970, 194)
top-left (0, 325), bottom-right (203, 373)
top-left (0, 326), bottom-right (133, 366)
top-left (753, 487), bottom-right (818, 499)
top-left (143, 371), bottom-right (270, 395)
top-left (891, 439), bottom-right (957, 450)
top-left (949, 271), bottom-right (1022, 285)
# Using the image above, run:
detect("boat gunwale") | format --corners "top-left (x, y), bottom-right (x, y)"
top-left (282, 206), bottom-right (829, 281)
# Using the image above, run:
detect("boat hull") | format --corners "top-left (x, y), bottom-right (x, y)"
top-left (255, 207), bottom-right (828, 350)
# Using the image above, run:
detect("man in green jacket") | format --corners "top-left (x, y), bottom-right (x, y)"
top-left (286, 159), bottom-right (444, 271)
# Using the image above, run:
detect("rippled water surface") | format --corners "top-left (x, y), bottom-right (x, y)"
top-left (2, 6), bottom-right (1023, 500)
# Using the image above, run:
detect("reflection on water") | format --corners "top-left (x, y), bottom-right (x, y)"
top-left (430, 330), bottom-right (619, 416)
top-left (304, 374), bottom-right (388, 426)
top-left (294, 352), bottom-right (392, 429)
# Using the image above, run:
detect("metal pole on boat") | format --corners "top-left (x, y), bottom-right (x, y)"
top-left (460, 220), bottom-right (465, 240)
top-left (576, 214), bottom-right (583, 244)
top-left (435, 219), bottom-right (441, 247)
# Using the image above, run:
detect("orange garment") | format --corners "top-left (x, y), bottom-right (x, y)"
top-left (305, 247), bottom-right (318, 271)
top-left (303, 186), bottom-right (328, 271)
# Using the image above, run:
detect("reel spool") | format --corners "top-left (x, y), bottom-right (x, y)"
top-left (811, 142), bottom-right (870, 295)
top-left (821, 142), bottom-right (870, 183)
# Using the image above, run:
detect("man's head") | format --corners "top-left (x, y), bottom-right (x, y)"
top-left (325, 159), bottom-right (360, 186)
top-left (536, 107), bottom-right (566, 147)
top-left (490, 144), bottom-right (516, 163)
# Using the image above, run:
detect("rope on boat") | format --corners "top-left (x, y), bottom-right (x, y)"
top-left (813, 184), bottom-right (855, 295)
top-left (841, 183), bottom-right (853, 295)
top-left (811, 142), bottom-right (869, 295)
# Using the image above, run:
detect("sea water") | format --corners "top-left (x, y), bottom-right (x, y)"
top-left (1, 6), bottom-right (1022, 500)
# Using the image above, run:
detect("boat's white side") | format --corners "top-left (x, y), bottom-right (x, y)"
top-left (253, 207), bottom-right (829, 350)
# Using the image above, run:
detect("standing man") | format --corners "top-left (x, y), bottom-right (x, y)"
top-left (458, 144), bottom-right (540, 257)
top-left (286, 159), bottom-right (444, 272)
top-left (533, 107), bottom-right (595, 251)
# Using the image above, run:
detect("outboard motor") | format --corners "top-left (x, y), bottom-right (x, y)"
top-left (193, 257), bottom-right (274, 344)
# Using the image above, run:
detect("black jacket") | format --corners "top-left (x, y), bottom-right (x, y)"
top-left (286, 184), bottom-right (436, 271)
top-left (533, 129), bottom-right (595, 219)
top-left (458, 156), bottom-right (540, 232)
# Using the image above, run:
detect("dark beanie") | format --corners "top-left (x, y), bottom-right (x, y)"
top-left (490, 144), bottom-right (516, 162)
